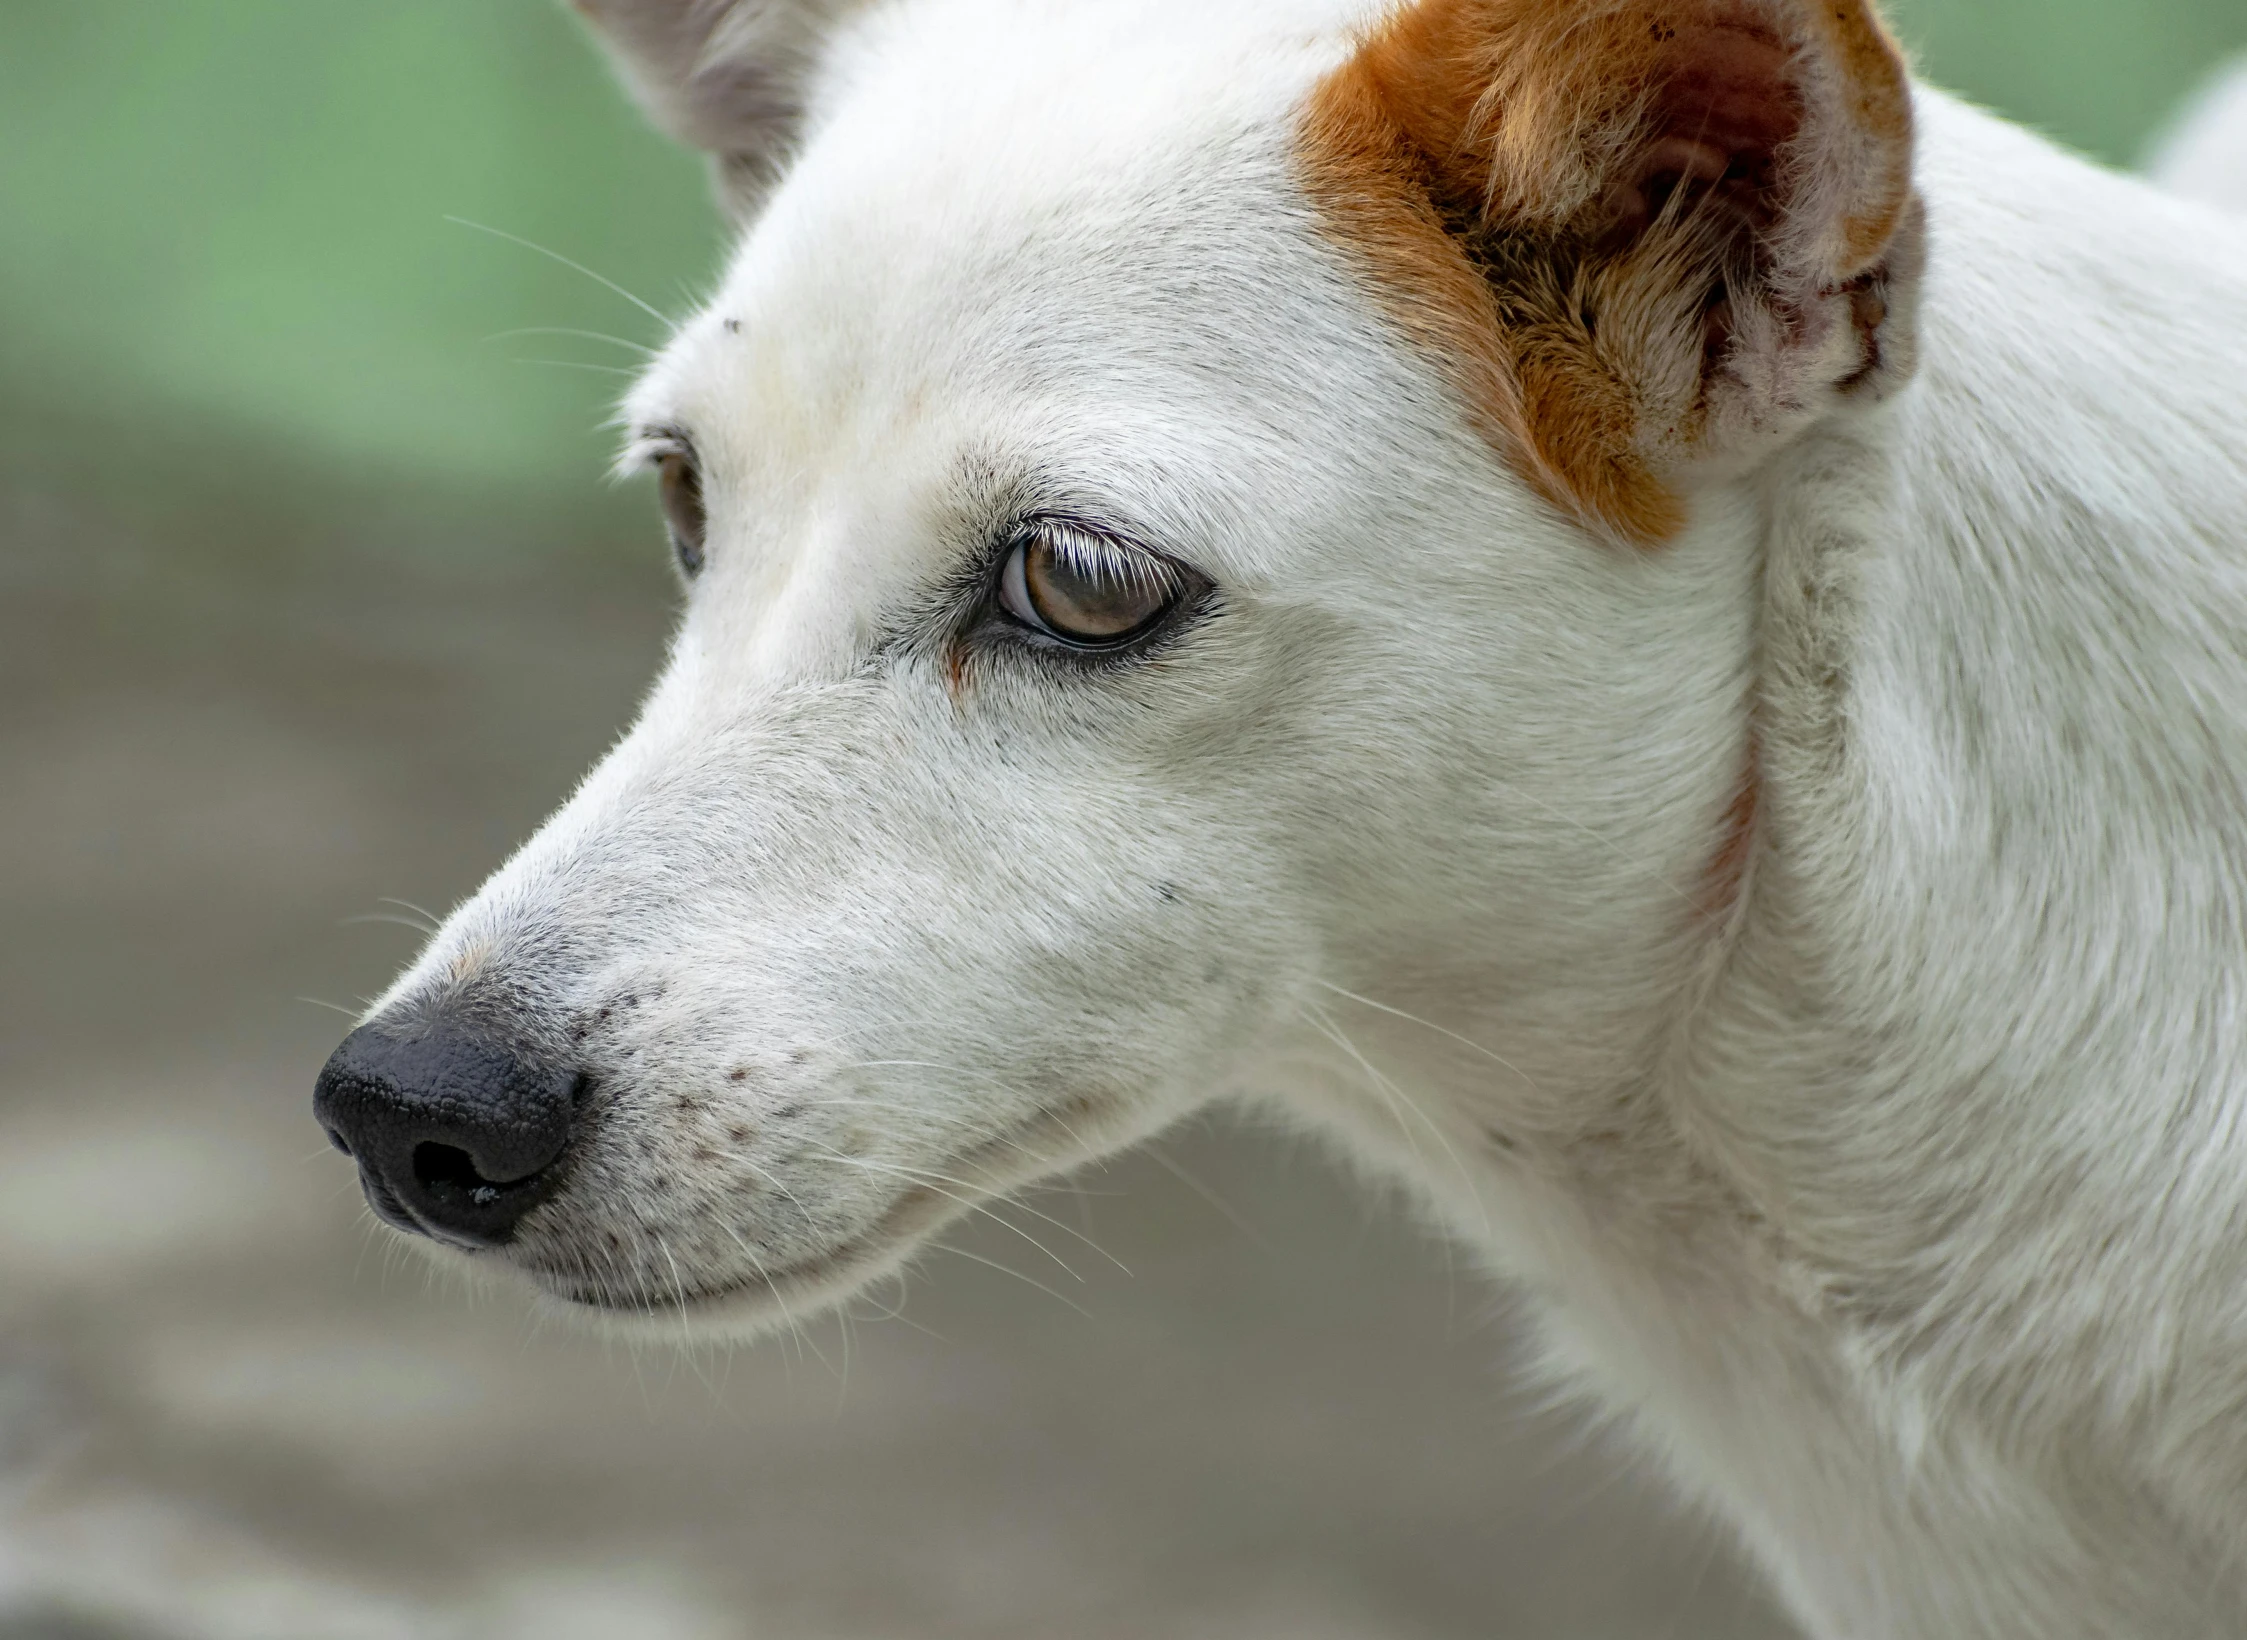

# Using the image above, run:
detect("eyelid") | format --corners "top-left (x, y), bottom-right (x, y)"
top-left (618, 423), bottom-right (696, 478)
top-left (1033, 517), bottom-right (1180, 596)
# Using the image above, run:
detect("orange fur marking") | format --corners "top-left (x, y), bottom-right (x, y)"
top-left (1299, 0), bottom-right (1912, 545)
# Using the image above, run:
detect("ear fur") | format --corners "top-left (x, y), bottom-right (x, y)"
top-left (1303, 0), bottom-right (1921, 544)
top-left (572, 0), bottom-right (862, 220)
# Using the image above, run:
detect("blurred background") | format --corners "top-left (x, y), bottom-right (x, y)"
top-left (2, 4), bottom-right (2241, 1637)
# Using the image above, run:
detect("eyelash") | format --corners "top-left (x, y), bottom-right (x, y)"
top-left (958, 516), bottom-right (1210, 670)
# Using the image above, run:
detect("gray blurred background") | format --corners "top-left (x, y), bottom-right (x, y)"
top-left (3, 4), bottom-right (2242, 1636)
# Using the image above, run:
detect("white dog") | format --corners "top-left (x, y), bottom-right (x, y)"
top-left (312, 1), bottom-right (2247, 1632)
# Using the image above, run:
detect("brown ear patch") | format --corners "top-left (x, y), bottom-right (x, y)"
top-left (1299, 0), bottom-right (1913, 546)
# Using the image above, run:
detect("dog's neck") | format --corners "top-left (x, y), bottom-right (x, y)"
top-left (1706, 89), bottom-right (2247, 1349)
top-left (1280, 89), bottom-right (2247, 1637)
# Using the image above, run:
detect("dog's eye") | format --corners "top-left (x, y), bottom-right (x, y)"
top-left (998, 523), bottom-right (1177, 647)
top-left (657, 450), bottom-right (706, 577)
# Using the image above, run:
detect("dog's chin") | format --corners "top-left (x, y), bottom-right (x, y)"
top-left (504, 1189), bottom-right (956, 1342)
top-left (487, 1090), bottom-right (1153, 1341)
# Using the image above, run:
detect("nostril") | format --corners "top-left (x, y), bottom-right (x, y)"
top-left (412, 1141), bottom-right (541, 1208)
top-left (413, 1140), bottom-right (486, 1192)
top-left (324, 1126), bottom-right (353, 1157)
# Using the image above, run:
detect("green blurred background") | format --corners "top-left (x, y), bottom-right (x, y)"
top-left (1, 0), bottom-right (2242, 557)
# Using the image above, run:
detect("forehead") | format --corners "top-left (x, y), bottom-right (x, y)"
top-left (628, 0), bottom-right (1381, 502)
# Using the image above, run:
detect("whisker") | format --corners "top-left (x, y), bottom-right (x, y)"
top-left (851, 1271), bottom-right (946, 1341)
top-left (1304, 1002), bottom-right (1493, 1255)
top-left (485, 325), bottom-right (658, 356)
top-left (1031, 1104), bottom-right (1102, 1161)
top-left (509, 357), bottom-right (642, 377)
top-left (931, 1242), bottom-right (1094, 1320)
top-left (338, 912), bottom-right (440, 935)
top-left (1143, 1143), bottom-right (1277, 1256)
top-left (795, 1136), bottom-right (1132, 1267)
top-left (1305, 1003), bottom-right (1466, 1329)
top-left (294, 996), bottom-right (362, 1019)
top-left (719, 1148), bottom-right (821, 1241)
top-left (732, 1231), bottom-right (832, 1376)
top-left (1312, 979), bottom-right (1546, 1096)
top-left (889, 1153), bottom-right (1134, 1276)
top-left (653, 1232), bottom-right (697, 1353)
top-left (1303, 1003), bottom-right (1427, 1169)
top-left (352, 1216), bottom-right (382, 1286)
top-left (797, 1145), bottom-right (1089, 1281)
top-left (445, 216), bottom-right (672, 329)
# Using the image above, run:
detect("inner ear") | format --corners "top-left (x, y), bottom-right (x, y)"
top-left (1609, 24), bottom-right (1801, 240)
top-left (1302, 0), bottom-right (1917, 548)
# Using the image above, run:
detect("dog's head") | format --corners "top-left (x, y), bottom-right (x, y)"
top-left (315, 0), bottom-right (1920, 1329)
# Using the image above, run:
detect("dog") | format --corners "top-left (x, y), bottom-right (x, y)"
top-left (312, 1), bottom-right (2247, 1632)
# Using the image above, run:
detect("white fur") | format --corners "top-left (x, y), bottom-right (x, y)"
top-left (2154, 57), bottom-right (2247, 212)
top-left (359, 2), bottom-right (2247, 1632)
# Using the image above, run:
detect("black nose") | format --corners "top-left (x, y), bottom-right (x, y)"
top-left (313, 1023), bottom-right (581, 1247)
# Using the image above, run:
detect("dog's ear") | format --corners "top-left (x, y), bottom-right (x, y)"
top-left (1304, 0), bottom-right (1921, 544)
top-left (572, 0), bottom-right (861, 220)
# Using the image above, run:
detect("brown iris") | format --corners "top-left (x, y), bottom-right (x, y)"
top-left (657, 450), bottom-right (706, 576)
top-left (998, 523), bottom-right (1175, 646)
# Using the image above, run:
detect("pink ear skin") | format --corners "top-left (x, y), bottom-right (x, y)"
top-left (1601, 23), bottom-right (1800, 242)
top-left (1301, 0), bottom-right (1921, 546)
